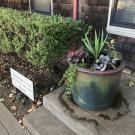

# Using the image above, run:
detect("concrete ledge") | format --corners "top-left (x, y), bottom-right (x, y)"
top-left (23, 106), bottom-right (76, 135)
top-left (43, 86), bottom-right (98, 135)
top-left (43, 74), bottom-right (135, 135)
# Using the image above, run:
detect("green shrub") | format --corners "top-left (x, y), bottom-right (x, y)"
top-left (0, 8), bottom-right (87, 65)
top-left (25, 36), bottom-right (59, 65)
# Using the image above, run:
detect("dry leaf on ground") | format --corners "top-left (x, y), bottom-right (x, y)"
top-left (27, 104), bottom-right (36, 113)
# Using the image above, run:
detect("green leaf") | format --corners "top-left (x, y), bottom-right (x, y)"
top-left (82, 28), bottom-right (108, 61)
top-left (99, 31), bottom-right (108, 54)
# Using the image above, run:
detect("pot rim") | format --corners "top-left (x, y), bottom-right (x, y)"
top-left (77, 61), bottom-right (126, 76)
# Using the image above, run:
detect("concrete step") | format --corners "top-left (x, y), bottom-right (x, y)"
top-left (0, 102), bottom-right (31, 135)
top-left (43, 86), bottom-right (98, 135)
top-left (23, 106), bottom-right (76, 135)
top-left (43, 75), bottom-right (135, 135)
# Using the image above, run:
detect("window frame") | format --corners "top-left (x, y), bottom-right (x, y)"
top-left (107, 0), bottom-right (135, 38)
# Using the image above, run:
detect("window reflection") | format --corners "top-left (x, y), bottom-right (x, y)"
top-left (115, 0), bottom-right (135, 25)
top-left (32, 0), bottom-right (51, 13)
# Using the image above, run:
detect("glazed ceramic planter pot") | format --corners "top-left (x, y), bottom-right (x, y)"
top-left (72, 62), bottom-right (125, 110)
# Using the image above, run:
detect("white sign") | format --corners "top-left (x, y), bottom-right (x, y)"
top-left (10, 68), bottom-right (34, 101)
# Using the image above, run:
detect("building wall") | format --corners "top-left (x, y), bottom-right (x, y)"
top-left (0, 0), bottom-right (29, 10)
top-left (78, 0), bottom-right (109, 29)
top-left (53, 0), bottom-right (73, 17)
top-left (116, 36), bottom-right (135, 69)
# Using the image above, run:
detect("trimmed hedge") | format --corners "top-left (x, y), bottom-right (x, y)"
top-left (0, 8), bottom-right (87, 65)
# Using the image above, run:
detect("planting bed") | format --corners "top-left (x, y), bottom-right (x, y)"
top-left (0, 52), bottom-right (68, 122)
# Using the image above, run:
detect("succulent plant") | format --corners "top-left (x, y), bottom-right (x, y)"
top-left (93, 51), bottom-right (122, 72)
top-left (93, 55), bottom-right (110, 71)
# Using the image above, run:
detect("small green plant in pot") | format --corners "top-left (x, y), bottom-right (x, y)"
top-left (62, 27), bottom-right (125, 110)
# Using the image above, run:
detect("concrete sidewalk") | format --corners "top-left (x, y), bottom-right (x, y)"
top-left (0, 102), bottom-right (31, 135)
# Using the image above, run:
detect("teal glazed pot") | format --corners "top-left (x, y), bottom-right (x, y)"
top-left (72, 62), bottom-right (126, 110)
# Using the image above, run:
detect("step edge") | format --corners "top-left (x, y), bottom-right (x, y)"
top-left (23, 117), bottom-right (41, 135)
top-left (43, 96), bottom-right (98, 135)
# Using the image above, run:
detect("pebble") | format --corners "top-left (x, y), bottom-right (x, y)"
top-left (123, 68), bottom-right (132, 75)
top-left (37, 100), bottom-right (42, 107)
top-left (50, 85), bottom-right (55, 91)
top-left (11, 89), bottom-right (17, 94)
top-left (11, 105), bottom-right (17, 111)
top-left (9, 93), bottom-right (14, 98)
top-left (0, 98), bottom-right (5, 102)
top-left (128, 81), bottom-right (135, 87)
top-left (18, 119), bottom-right (23, 125)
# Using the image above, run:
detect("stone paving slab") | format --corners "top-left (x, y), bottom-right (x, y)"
top-left (0, 102), bottom-right (31, 135)
top-left (23, 106), bottom-right (76, 135)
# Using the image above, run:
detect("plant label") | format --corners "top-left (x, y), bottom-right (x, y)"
top-left (10, 68), bottom-right (34, 101)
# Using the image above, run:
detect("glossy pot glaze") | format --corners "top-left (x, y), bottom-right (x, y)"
top-left (72, 62), bottom-right (126, 110)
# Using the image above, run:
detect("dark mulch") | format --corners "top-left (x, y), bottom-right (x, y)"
top-left (0, 52), bottom-right (68, 122)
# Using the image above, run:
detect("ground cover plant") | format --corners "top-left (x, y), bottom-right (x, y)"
top-left (0, 52), bottom-right (68, 121)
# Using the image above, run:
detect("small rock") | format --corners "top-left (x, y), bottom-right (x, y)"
top-left (18, 119), bottom-right (23, 125)
top-left (7, 84), bottom-right (11, 87)
top-left (36, 100), bottom-right (42, 107)
top-left (123, 68), bottom-right (132, 75)
top-left (11, 89), bottom-right (17, 94)
top-left (11, 105), bottom-right (17, 111)
top-left (50, 86), bottom-right (55, 92)
top-left (0, 98), bottom-right (5, 102)
top-left (9, 93), bottom-right (14, 98)
top-left (39, 95), bottom-right (42, 98)
top-left (128, 81), bottom-right (134, 87)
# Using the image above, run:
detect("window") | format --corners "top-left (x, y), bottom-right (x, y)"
top-left (107, 0), bottom-right (135, 38)
top-left (31, 0), bottom-right (53, 14)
